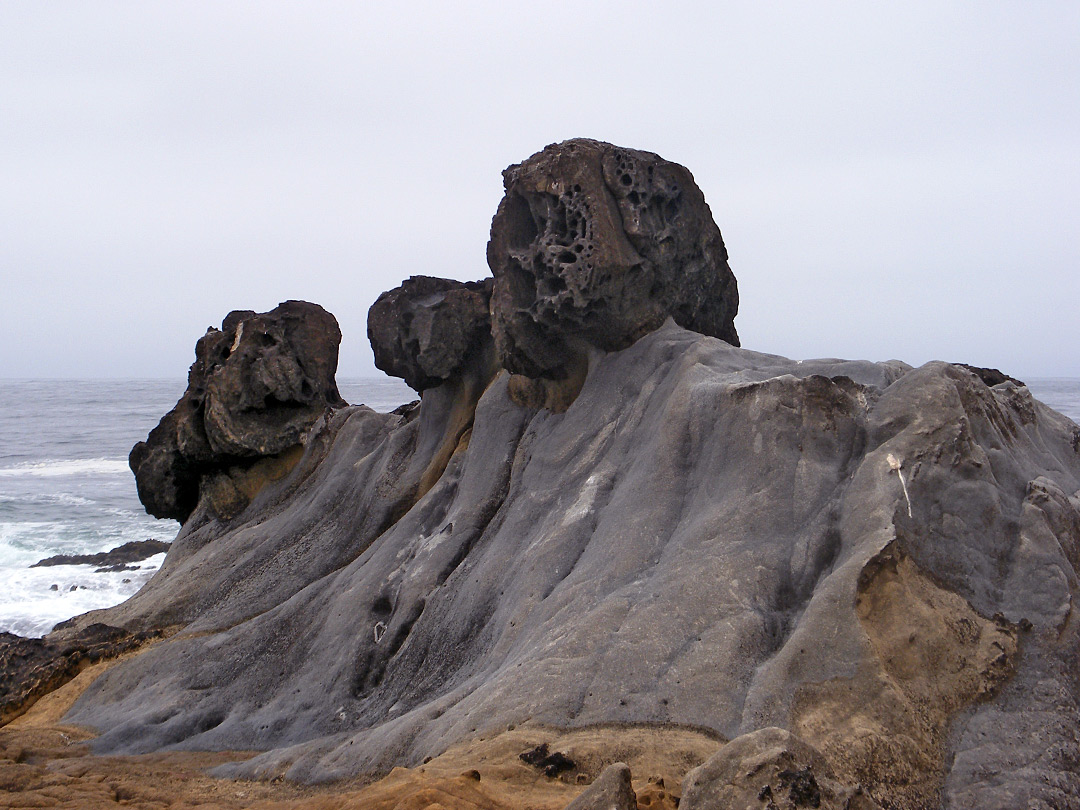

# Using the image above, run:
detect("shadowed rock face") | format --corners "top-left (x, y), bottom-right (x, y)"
top-left (487, 138), bottom-right (739, 382)
top-left (129, 301), bottom-right (345, 523)
top-left (367, 276), bottom-right (494, 392)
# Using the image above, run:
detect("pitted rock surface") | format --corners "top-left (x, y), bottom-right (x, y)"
top-left (367, 276), bottom-right (494, 392)
top-left (129, 301), bottom-right (345, 523)
top-left (487, 138), bottom-right (739, 380)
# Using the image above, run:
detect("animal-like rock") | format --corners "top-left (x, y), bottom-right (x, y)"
top-left (487, 138), bottom-right (739, 385)
top-left (367, 276), bottom-right (494, 391)
top-left (129, 301), bottom-right (345, 523)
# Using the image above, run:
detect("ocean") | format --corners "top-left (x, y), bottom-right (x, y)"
top-left (1, 375), bottom-right (1077, 639)
top-left (0, 377), bottom-right (414, 637)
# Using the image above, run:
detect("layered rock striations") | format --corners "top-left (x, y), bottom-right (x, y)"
top-left (34, 141), bottom-right (1080, 810)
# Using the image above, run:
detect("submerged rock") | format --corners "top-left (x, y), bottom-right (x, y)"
top-left (31, 539), bottom-right (170, 569)
top-left (129, 301), bottom-right (346, 524)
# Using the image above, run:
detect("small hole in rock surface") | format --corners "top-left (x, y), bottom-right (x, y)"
top-left (621, 173), bottom-right (632, 186)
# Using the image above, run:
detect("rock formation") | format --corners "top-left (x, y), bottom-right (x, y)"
top-left (129, 301), bottom-right (346, 524)
top-left (368, 275), bottom-right (495, 392)
top-left (12, 141), bottom-right (1080, 810)
top-left (487, 138), bottom-right (739, 408)
top-left (564, 762), bottom-right (637, 810)
top-left (680, 728), bottom-right (879, 809)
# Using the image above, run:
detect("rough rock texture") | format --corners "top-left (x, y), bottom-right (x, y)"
top-left (60, 323), bottom-right (1080, 809)
top-left (487, 138), bottom-right (739, 386)
top-left (128, 301), bottom-right (346, 524)
top-left (368, 275), bottom-right (495, 392)
top-left (563, 762), bottom-right (636, 810)
top-left (0, 625), bottom-right (160, 726)
top-left (680, 727), bottom-right (879, 810)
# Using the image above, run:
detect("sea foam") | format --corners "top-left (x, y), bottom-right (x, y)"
top-left (0, 458), bottom-right (131, 478)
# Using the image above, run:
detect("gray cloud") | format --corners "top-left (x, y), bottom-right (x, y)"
top-left (2, 2), bottom-right (1077, 378)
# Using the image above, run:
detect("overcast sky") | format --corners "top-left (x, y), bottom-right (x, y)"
top-left (2, 2), bottom-right (1078, 380)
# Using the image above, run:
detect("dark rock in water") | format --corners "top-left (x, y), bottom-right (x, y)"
top-left (564, 762), bottom-right (637, 810)
top-left (31, 539), bottom-right (171, 569)
top-left (0, 624), bottom-right (161, 726)
top-left (487, 138), bottom-right (739, 386)
top-left (129, 301), bottom-right (346, 524)
top-left (368, 275), bottom-right (495, 392)
top-left (680, 728), bottom-right (878, 810)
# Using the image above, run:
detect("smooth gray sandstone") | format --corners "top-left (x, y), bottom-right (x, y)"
top-left (64, 323), bottom-right (1080, 809)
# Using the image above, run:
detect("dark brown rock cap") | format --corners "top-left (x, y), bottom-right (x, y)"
top-left (487, 138), bottom-right (739, 381)
top-left (130, 301), bottom-right (345, 523)
top-left (367, 276), bottom-right (494, 392)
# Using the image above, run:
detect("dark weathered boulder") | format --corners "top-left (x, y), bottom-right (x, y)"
top-left (487, 138), bottom-right (739, 382)
top-left (367, 276), bottom-right (494, 391)
top-left (129, 301), bottom-right (345, 523)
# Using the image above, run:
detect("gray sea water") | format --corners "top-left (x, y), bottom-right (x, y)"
top-left (0, 375), bottom-right (1076, 638)
top-left (0, 377), bottom-right (413, 637)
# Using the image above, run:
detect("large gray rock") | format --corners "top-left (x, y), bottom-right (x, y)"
top-left (487, 138), bottom-right (739, 383)
top-left (64, 323), bottom-right (1080, 809)
top-left (129, 301), bottom-right (346, 523)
